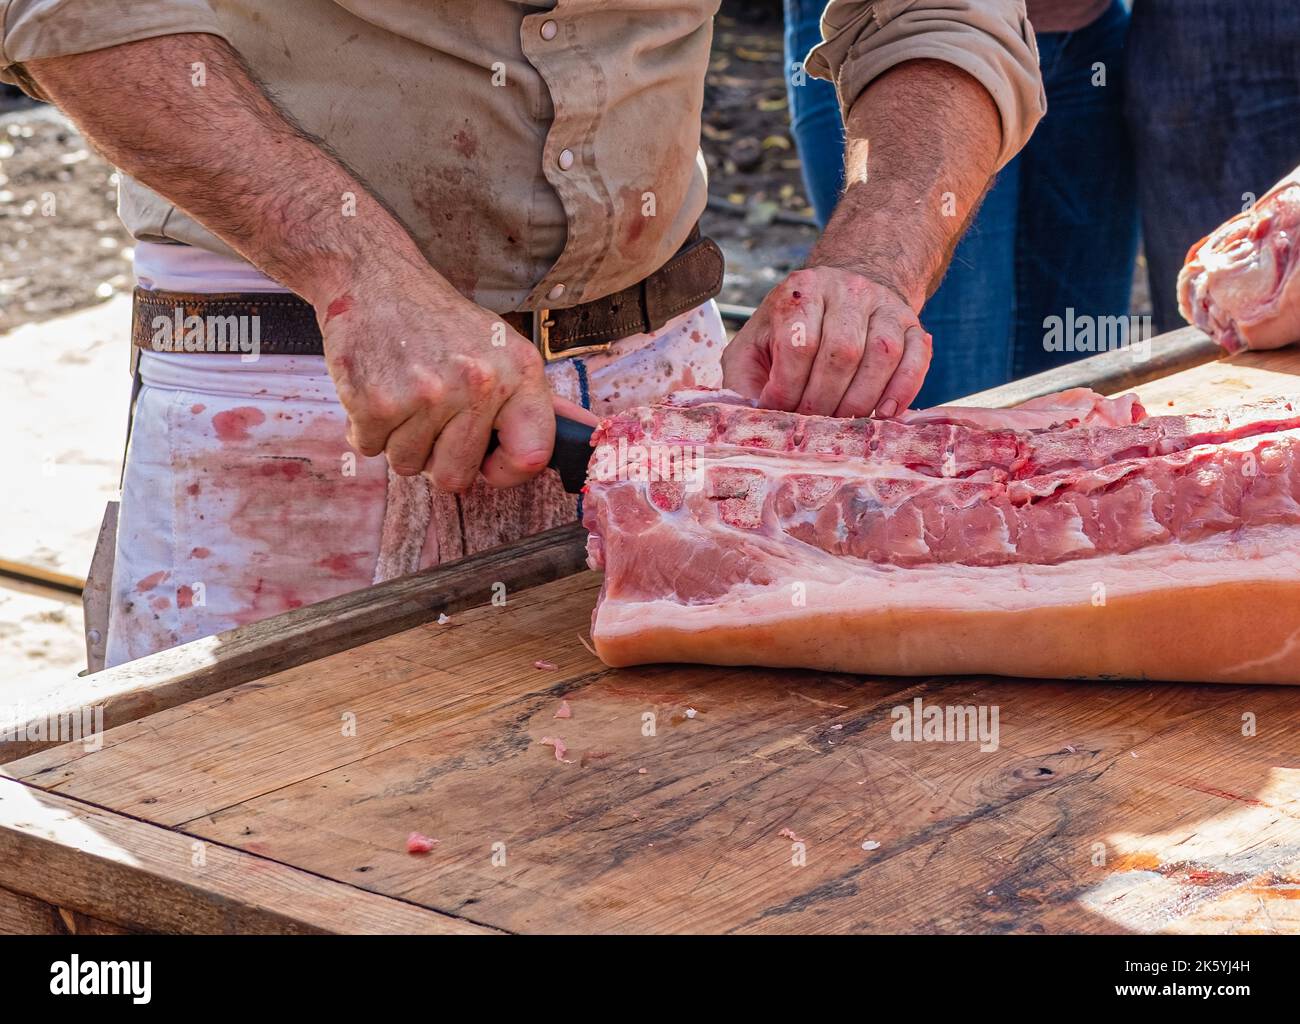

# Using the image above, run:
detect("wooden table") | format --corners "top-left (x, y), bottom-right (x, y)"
top-left (3, 330), bottom-right (1299, 935)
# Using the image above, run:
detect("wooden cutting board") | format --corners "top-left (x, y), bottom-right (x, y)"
top-left (2, 339), bottom-right (1299, 934)
top-left (1120, 343), bottom-right (1300, 411)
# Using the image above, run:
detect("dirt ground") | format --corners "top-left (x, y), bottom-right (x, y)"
top-left (0, 102), bottom-right (133, 334)
top-left (699, 2), bottom-right (821, 307)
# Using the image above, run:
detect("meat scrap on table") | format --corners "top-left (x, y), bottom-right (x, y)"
top-left (406, 832), bottom-right (439, 854)
top-left (539, 736), bottom-right (572, 763)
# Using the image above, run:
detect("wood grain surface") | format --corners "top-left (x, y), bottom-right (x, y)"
top-left (3, 521), bottom-right (588, 762)
top-left (4, 337), bottom-right (1299, 933)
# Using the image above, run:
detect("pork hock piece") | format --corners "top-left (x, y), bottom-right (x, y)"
top-left (1178, 165), bottom-right (1300, 353)
top-left (583, 388), bottom-right (1300, 684)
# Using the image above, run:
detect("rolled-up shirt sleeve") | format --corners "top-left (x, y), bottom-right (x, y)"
top-left (1, 0), bottom-right (227, 95)
top-left (805, 0), bottom-right (1046, 171)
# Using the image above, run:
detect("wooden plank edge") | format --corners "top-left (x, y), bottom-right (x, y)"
top-left (1, 521), bottom-right (589, 762)
top-left (950, 326), bottom-right (1222, 408)
top-left (0, 883), bottom-right (136, 935)
top-left (0, 776), bottom-right (502, 934)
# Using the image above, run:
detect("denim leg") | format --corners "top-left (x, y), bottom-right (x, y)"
top-left (1126, 0), bottom-right (1300, 332)
top-left (784, 0), bottom-right (845, 227)
top-left (1013, 0), bottom-right (1138, 378)
top-left (916, 159), bottom-right (1021, 407)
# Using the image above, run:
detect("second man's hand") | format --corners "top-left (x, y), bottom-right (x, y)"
top-left (721, 265), bottom-right (932, 418)
top-left (723, 58), bottom-right (1004, 418)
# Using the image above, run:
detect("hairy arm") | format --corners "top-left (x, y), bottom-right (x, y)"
top-left (31, 34), bottom-right (417, 305)
top-left (25, 33), bottom-right (552, 489)
top-left (814, 58), bottom-right (1000, 308)
top-left (723, 59), bottom-right (1003, 417)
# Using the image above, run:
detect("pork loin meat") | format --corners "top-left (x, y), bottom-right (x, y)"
top-left (582, 389), bottom-right (1300, 684)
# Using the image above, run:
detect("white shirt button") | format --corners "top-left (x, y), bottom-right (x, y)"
top-left (540, 20), bottom-right (558, 41)
top-left (546, 283), bottom-right (566, 301)
top-left (558, 148), bottom-right (574, 171)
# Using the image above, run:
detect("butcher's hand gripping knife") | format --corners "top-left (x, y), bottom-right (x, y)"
top-left (488, 414), bottom-right (595, 494)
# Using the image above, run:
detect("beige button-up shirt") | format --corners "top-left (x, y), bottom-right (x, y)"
top-left (1, 1), bottom-right (1044, 313)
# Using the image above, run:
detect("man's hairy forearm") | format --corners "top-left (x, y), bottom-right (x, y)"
top-left (26, 33), bottom-right (438, 309)
top-left (809, 59), bottom-right (1002, 310)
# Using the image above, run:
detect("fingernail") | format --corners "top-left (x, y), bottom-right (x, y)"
top-left (878, 399), bottom-right (898, 418)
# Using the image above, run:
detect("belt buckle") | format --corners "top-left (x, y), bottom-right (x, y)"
top-left (532, 308), bottom-right (559, 361)
top-left (532, 308), bottom-right (614, 362)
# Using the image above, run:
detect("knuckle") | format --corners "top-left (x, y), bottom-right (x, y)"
top-left (433, 469), bottom-right (474, 494)
top-left (872, 332), bottom-right (904, 360)
top-left (351, 426), bottom-right (388, 455)
top-left (824, 338), bottom-right (861, 369)
top-left (412, 373), bottom-right (447, 407)
top-left (389, 459), bottom-right (423, 477)
top-left (362, 395), bottom-right (401, 427)
top-left (514, 447), bottom-right (552, 472)
top-left (454, 355), bottom-right (500, 399)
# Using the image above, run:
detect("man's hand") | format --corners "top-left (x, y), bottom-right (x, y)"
top-left (724, 59), bottom-right (1003, 415)
top-left (721, 266), bottom-right (931, 417)
top-left (25, 33), bottom-right (555, 491)
top-left (321, 274), bottom-right (553, 490)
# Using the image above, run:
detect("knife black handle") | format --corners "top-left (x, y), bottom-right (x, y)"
top-left (486, 414), bottom-right (595, 494)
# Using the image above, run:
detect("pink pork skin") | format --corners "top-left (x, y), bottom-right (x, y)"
top-left (1178, 166), bottom-right (1300, 353)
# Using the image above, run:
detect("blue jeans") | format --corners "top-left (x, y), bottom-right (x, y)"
top-left (783, 0), bottom-right (1139, 405)
top-left (783, 0), bottom-right (845, 226)
top-left (1125, 0), bottom-right (1300, 333)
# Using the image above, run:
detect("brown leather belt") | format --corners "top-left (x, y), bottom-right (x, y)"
top-left (131, 226), bottom-right (724, 361)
